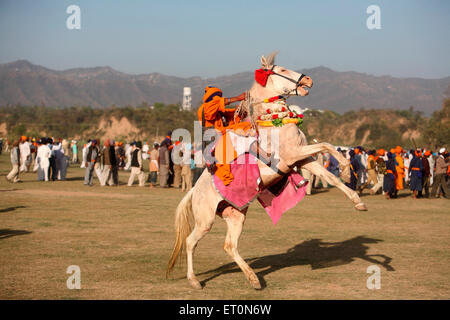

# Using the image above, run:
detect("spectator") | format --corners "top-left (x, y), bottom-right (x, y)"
top-left (148, 142), bottom-right (159, 188)
top-left (84, 140), bottom-right (99, 186)
top-left (173, 139), bottom-right (183, 189)
top-left (124, 142), bottom-right (132, 171)
top-left (71, 140), bottom-right (78, 163)
top-left (394, 146), bottom-right (405, 198)
top-left (327, 153), bottom-right (340, 178)
top-left (420, 150), bottom-right (432, 198)
top-left (19, 136), bottom-right (31, 172)
top-left (48, 138), bottom-right (58, 181)
top-left (354, 147), bottom-right (366, 190)
top-left (370, 149), bottom-right (386, 195)
top-left (80, 140), bottom-right (90, 168)
top-left (383, 152), bottom-right (397, 199)
top-left (100, 139), bottom-right (118, 186)
top-left (128, 141), bottom-right (145, 187)
top-left (159, 140), bottom-right (170, 188)
top-left (345, 149), bottom-right (360, 191)
top-left (360, 150), bottom-right (378, 195)
top-left (181, 141), bottom-right (193, 192)
top-left (409, 149), bottom-right (423, 199)
top-left (430, 148), bottom-right (449, 199)
top-left (36, 138), bottom-right (51, 181)
top-left (5, 141), bottom-right (21, 183)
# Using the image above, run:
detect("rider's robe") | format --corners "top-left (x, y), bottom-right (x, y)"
top-left (395, 153), bottom-right (405, 190)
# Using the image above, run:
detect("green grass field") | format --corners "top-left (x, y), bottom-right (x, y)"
top-left (0, 152), bottom-right (449, 299)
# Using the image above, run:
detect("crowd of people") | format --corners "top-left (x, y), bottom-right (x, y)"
top-left (2, 136), bottom-right (449, 199)
top-left (311, 145), bottom-right (450, 199)
top-left (2, 133), bottom-right (205, 193)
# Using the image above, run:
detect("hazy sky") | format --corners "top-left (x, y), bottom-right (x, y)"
top-left (1, 0), bottom-right (449, 79)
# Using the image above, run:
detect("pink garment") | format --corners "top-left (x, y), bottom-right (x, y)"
top-left (213, 153), bottom-right (307, 224)
top-left (257, 172), bottom-right (307, 225)
top-left (213, 153), bottom-right (260, 210)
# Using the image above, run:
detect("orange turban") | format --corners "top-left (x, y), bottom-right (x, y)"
top-left (21, 136), bottom-right (27, 141)
top-left (354, 148), bottom-right (360, 154)
top-left (378, 149), bottom-right (385, 156)
top-left (203, 86), bottom-right (222, 103)
top-left (390, 148), bottom-right (395, 154)
top-left (424, 150), bottom-right (431, 157)
top-left (395, 146), bottom-right (402, 154)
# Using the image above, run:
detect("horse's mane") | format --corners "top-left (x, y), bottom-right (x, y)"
top-left (263, 51), bottom-right (278, 68)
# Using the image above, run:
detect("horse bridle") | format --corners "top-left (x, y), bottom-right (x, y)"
top-left (264, 65), bottom-right (307, 96)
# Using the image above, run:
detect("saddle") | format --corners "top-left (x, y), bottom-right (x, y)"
top-left (208, 122), bottom-right (308, 225)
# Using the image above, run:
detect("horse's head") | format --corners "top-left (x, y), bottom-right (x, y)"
top-left (257, 52), bottom-right (313, 97)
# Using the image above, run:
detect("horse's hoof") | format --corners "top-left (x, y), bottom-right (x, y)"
top-left (251, 280), bottom-right (262, 290)
top-left (355, 203), bottom-right (368, 211)
top-left (249, 275), bottom-right (262, 290)
top-left (189, 278), bottom-right (203, 290)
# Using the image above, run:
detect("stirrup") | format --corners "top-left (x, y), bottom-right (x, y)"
top-left (294, 179), bottom-right (308, 191)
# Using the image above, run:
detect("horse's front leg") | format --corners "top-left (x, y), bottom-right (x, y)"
top-left (300, 159), bottom-right (367, 211)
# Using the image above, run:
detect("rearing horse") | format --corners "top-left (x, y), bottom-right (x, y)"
top-left (167, 52), bottom-right (367, 290)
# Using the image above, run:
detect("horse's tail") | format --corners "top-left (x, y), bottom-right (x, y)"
top-left (166, 188), bottom-right (194, 278)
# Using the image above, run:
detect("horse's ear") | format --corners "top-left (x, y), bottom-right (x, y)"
top-left (260, 51), bottom-right (278, 69)
top-left (260, 56), bottom-right (268, 69)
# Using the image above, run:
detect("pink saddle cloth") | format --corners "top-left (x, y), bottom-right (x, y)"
top-left (212, 153), bottom-right (260, 210)
top-left (213, 153), bottom-right (307, 224)
top-left (257, 172), bottom-right (307, 225)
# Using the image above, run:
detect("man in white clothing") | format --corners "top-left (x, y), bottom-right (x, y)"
top-left (36, 138), bottom-right (51, 181)
top-left (142, 142), bottom-right (149, 160)
top-left (124, 143), bottom-right (132, 171)
top-left (80, 141), bottom-right (91, 168)
top-left (19, 136), bottom-right (31, 172)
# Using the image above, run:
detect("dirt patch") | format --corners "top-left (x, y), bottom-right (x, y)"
top-left (0, 123), bottom-right (7, 136)
top-left (401, 129), bottom-right (421, 141)
top-left (94, 117), bottom-right (142, 141)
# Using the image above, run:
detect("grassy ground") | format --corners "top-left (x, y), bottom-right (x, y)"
top-left (0, 152), bottom-right (449, 300)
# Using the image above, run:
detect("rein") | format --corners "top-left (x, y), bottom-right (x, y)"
top-left (260, 65), bottom-right (307, 96)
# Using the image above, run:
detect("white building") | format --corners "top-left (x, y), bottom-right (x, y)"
top-left (182, 87), bottom-right (192, 111)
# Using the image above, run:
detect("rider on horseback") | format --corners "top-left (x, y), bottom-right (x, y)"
top-left (197, 86), bottom-right (247, 184)
top-left (197, 86), bottom-right (246, 134)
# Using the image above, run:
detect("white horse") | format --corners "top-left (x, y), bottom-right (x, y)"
top-left (167, 53), bottom-right (367, 290)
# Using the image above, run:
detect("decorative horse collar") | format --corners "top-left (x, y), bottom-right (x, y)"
top-left (252, 95), bottom-right (304, 128)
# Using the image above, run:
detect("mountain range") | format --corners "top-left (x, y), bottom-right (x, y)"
top-left (0, 60), bottom-right (448, 115)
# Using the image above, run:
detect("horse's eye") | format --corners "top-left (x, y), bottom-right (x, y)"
top-left (280, 69), bottom-right (286, 72)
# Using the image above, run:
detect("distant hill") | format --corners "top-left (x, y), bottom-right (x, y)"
top-left (0, 60), bottom-right (448, 115)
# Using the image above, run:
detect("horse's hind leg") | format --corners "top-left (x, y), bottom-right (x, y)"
top-left (186, 221), bottom-right (214, 289)
top-left (222, 206), bottom-right (261, 290)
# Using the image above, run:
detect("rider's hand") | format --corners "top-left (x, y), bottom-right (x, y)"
top-left (237, 92), bottom-right (246, 101)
